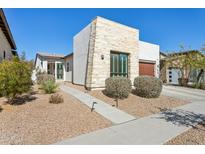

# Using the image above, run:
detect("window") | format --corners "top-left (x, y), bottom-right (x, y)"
top-left (110, 52), bottom-right (128, 77)
top-left (41, 61), bottom-right (43, 67)
top-left (3, 51), bottom-right (6, 59)
top-left (66, 62), bottom-right (69, 72)
top-left (57, 63), bottom-right (64, 79)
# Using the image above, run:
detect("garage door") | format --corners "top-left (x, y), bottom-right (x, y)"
top-left (139, 62), bottom-right (155, 76)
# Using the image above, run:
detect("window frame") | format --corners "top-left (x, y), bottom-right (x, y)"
top-left (110, 52), bottom-right (128, 77)
top-left (66, 62), bottom-right (70, 72)
top-left (3, 51), bottom-right (6, 59)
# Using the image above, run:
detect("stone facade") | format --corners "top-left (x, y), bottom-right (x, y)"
top-left (0, 28), bottom-right (13, 61)
top-left (85, 17), bottom-right (139, 89)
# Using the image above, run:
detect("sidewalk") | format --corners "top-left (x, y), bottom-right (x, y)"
top-left (60, 85), bottom-right (136, 124)
top-left (55, 101), bottom-right (205, 145)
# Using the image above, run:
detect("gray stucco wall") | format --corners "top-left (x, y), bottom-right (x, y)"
top-left (0, 28), bottom-right (13, 61)
top-left (73, 23), bottom-right (91, 85)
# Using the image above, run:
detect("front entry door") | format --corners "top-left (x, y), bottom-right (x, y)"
top-left (57, 63), bottom-right (64, 79)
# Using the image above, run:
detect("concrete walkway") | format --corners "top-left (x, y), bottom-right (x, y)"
top-left (60, 85), bottom-right (136, 124)
top-left (56, 85), bottom-right (205, 145)
top-left (56, 101), bottom-right (205, 144)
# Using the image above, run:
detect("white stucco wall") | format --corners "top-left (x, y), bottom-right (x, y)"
top-left (33, 55), bottom-right (47, 81)
top-left (35, 56), bottom-right (47, 73)
top-left (139, 40), bottom-right (160, 77)
top-left (73, 23), bottom-right (91, 85)
top-left (0, 28), bottom-right (13, 61)
top-left (65, 55), bottom-right (73, 82)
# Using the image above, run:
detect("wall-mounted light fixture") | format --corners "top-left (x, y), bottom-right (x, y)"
top-left (101, 54), bottom-right (104, 60)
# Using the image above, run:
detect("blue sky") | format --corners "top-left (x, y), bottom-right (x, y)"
top-left (4, 8), bottom-right (205, 60)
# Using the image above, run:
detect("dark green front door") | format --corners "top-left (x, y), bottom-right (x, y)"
top-left (57, 63), bottom-right (64, 79)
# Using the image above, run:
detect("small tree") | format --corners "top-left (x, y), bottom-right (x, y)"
top-left (166, 45), bottom-right (205, 86)
top-left (0, 57), bottom-right (33, 103)
top-left (195, 44), bottom-right (205, 83)
top-left (105, 77), bottom-right (132, 107)
top-left (20, 51), bottom-right (26, 61)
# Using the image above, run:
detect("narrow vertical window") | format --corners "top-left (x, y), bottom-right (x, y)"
top-left (66, 62), bottom-right (69, 72)
top-left (3, 51), bottom-right (6, 59)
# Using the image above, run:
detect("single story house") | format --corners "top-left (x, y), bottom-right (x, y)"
top-left (0, 8), bottom-right (17, 62)
top-left (160, 51), bottom-right (205, 85)
top-left (34, 16), bottom-right (160, 90)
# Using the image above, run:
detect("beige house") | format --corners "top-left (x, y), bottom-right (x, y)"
top-left (160, 51), bottom-right (205, 85)
top-left (0, 9), bottom-right (17, 62)
top-left (34, 16), bottom-right (160, 90)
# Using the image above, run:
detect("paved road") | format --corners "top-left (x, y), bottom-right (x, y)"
top-left (56, 86), bottom-right (205, 145)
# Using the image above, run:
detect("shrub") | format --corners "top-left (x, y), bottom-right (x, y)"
top-left (0, 57), bottom-right (33, 103)
top-left (199, 83), bottom-right (205, 90)
top-left (41, 80), bottom-right (58, 94)
top-left (49, 93), bottom-right (64, 104)
top-left (192, 82), bottom-right (205, 90)
top-left (134, 76), bottom-right (163, 98)
top-left (105, 76), bottom-right (132, 107)
top-left (36, 73), bottom-right (55, 85)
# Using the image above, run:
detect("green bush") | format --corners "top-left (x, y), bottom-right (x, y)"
top-left (0, 57), bottom-right (33, 103)
top-left (199, 83), bottom-right (205, 90)
top-left (36, 73), bottom-right (55, 85)
top-left (192, 82), bottom-right (205, 90)
top-left (134, 76), bottom-right (163, 98)
top-left (193, 83), bottom-right (201, 89)
top-left (105, 76), bottom-right (132, 107)
top-left (41, 80), bottom-right (58, 94)
top-left (49, 93), bottom-right (64, 104)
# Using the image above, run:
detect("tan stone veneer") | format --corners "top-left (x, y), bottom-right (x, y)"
top-left (85, 16), bottom-right (139, 90)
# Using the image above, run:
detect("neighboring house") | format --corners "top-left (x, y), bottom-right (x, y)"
top-left (160, 51), bottom-right (205, 85)
top-left (0, 9), bottom-right (17, 62)
top-left (34, 53), bottom-right (73, 82)
top-left (34, 16), bottom-right (160, 90)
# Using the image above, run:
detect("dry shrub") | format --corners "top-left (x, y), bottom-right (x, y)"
top-left (49, 93), bottom-right (64, 104)
top-left (134, 76), bottom-right (162, 98)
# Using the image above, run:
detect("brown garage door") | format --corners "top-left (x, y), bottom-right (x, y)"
top-left (139, 62), bottom-right (155, 76)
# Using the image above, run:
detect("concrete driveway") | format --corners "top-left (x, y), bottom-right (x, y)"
top-left (162, 85), bottom-right (205, 102)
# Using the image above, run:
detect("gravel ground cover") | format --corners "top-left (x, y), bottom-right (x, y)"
top-left (64, 82), bottom-right (188, 117)
top-left (0, 85), bottom-right (111, 145)
top-left (166, 124), bottom-right (205, 145)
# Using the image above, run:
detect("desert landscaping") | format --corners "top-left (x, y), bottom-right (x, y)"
top-left (65, 82), bottom-right (188, 117)
top-left (0, 85), bottom-right (111, 144)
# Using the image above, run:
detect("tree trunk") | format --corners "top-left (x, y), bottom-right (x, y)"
top-left (197, 69), bottom-right (204, 83)
top-left (116, 98), bottom-right (119, 108)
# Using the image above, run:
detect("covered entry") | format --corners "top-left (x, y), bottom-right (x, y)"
top-left (139, 61), bottom-right (155, 76)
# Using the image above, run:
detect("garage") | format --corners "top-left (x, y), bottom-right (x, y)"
top-left (139, 61), bottom-right (155, 76)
